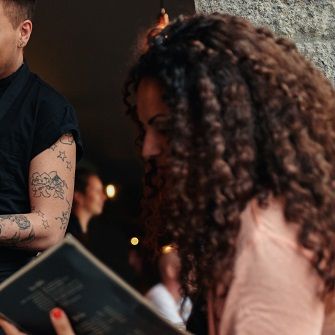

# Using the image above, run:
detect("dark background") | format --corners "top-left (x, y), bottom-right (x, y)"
top-left (25, 0), bottom-right (195, 285)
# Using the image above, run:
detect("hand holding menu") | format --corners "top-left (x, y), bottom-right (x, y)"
top-left (0, 235), bottom-right (189, 335)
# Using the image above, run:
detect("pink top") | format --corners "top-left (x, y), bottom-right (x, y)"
top-left (207, 198), bottom-right (335, 335)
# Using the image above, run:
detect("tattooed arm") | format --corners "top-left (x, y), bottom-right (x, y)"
top-left (0, 134), bottom-right (76, 250)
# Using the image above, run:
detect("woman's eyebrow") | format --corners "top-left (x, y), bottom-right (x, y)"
top-left (148, 113), bottom-right (168, 125)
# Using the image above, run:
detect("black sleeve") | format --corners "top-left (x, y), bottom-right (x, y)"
top-left (31, 98), bottom-right (84, 161)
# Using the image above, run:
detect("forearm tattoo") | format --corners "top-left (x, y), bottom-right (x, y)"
top-left (55, 199), bottom-right (71, 230)
top-left (0, 215), bottom-right (35, 246)
top-left (31, 171), bottom-right (68, 199)
top-left (0, 215), bottom-right (30, 230)
top-left (31, 208), bottom-right (50, 230)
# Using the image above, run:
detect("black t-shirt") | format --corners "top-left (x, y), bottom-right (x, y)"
top-left (0, 64), bottom-right (83, 281)
top-left (66, 214), bottom-right (90, 248)
top-left (0, 67), bottom-right (21, 99)
top-left (67, 214), bottom-right (83, 240)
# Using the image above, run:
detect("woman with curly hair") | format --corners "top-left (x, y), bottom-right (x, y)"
top-left (124, 13), bottom-right (335, 335)
top-left (1, 12), bottom-right (334, 335)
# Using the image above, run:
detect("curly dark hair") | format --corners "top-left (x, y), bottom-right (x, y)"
top-left (124, 13), bottom-right (335, 300)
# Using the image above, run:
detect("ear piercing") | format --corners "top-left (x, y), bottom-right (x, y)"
top-left (18, 40), bottom-right (25, 48)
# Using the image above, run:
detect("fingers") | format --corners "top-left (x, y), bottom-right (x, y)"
top-left (50, 308), bottom-right (75, 335)
top-left (0, 319), bottom-right (27, 335)
top-left (0, 309), bottom-right (75, 335)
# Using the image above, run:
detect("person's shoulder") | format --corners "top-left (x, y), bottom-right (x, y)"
top-left (146, 283), bottom-right (177, 309)
top-left (146, 283), bottom-right (169, 299)
top-left (238, 196), bottom-right (302, 258)
top-left (33, 74), bottom-right (73, 110)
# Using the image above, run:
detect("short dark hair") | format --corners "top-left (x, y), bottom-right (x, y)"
top-left (74, 168), bottom-right (99, 195)
top-left (1, 0), bottom-right (36, 27)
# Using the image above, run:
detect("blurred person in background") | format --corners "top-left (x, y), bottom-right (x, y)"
top-left (128, 244), bottom-right (159, 294)
top-left (146, 246), bottom-right (192, 329)
top-left (68, 168), bottom-right (135, 283)
top-left (67, 168), bottom-right (106, 244)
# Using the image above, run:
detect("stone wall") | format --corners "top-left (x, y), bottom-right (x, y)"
top-left (194, 0), bottom-right (335, 83)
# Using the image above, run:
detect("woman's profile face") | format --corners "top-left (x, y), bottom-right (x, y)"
top-left (136, 78), bottom-right (170, 169)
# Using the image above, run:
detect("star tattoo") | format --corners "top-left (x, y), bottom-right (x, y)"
top-left (57, 151), bottom-right (67, 162)
top-left (42, 219), bottom-right (49, 229)
top-left (66, 161), bottom-right (72, 171)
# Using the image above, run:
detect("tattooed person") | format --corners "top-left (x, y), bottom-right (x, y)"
top-left (0, 0), bottom-right (82, 282)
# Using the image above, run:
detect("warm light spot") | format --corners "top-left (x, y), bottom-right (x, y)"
top-left (106, 184), bottom-right (116, 198)
top-left (130, 237), bottom-right (139, 246)
top-left (162, 244), bottom-right (174, 254)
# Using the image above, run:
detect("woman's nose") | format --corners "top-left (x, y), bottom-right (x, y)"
top-left (142, 131), bottom-right (162, 160)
